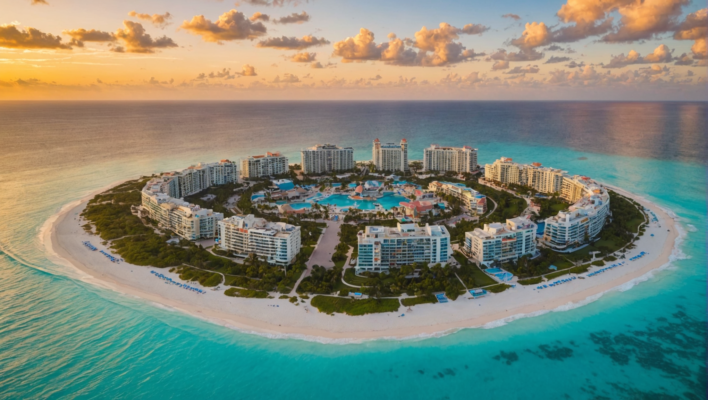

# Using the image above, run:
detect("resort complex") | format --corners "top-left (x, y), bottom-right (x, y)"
top-left (429, 181), bottom-right (487, 214)
top-left (484, 157), bottom-right (611, 251)
top-left (372, 138), bottom-right (409, 172)
top-left (159, 160), bottom-right (240, 199)
top-left (218, 214), bottom-right (301, 265)
top-left (241, 152), bottom-right (289, 179)
top-left (140, 178), bottom-right (225, 241)
top-left (301, 143), bottom-right (355, 174)
top-left (356, 223), bottom-right (451, 273)
top-left (464, 216), bottom-right (537, 266)
top-left (423, 144), bottom-right (478, 174)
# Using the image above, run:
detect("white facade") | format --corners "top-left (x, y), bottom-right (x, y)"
top-left (372, 138), bottom-right (408, 172)
top-left (241, 152), bottom-right (289, 179)
top-left (141, 179), bottom-right (224, 241)
top-left (464, 216), bottom-right (537, 266)
top-left (423, 144), bottom-right (478, 173)
top-left (356, 223), bottom-right (451, 273)
top-left (163, 160), bottom-right (239, 198)
top-left (542, 176), bottom-right (611, 251)
top-left (218, 215), bottom-right (301, 265)
top-left (484, 158), bottom-right (565, 196)
top-left (428, 181), bottom-right (487, 214)
top-left (301, 143), bottom-right (354, 174)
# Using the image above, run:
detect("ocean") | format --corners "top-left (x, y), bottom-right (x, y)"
top-left (0, 101), bottom-right (705, 399)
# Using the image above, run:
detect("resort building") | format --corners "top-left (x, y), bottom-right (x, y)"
top-left (423, 144), bottom-right (478, 173)
top-left (464, 216), bottom-right (537, 266)
top-left (398, 200), bottom-right (435, 218)
top-left (542, 176), bottom-right (611, 252)
top-left (241, 152), bottom-right (288, 179)
top-left (140, 179), bottom-right (224, 241)
top-left (428, 181), bottom-right (487, 214)
top-left (218, 214), bottom-right (301, 265)
top-left (372, 138), bottom-right (409, 172)
top-left (301, 143), bottom-right (355, 174)
top-left (484, 158), bottom-right (611, 252)
top-left (356, 223), bottom-right (451, 273)
top-left (156, 160), bottom-right (240, 199)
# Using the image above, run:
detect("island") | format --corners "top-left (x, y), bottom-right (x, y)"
top-left (43, 142), bottom-right (681, 341)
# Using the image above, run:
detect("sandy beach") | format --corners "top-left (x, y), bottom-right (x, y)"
top-left (41, 183), bottom-right (683, 343)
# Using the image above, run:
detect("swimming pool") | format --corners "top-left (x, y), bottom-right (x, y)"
top-left (288, 203), bottom-right (312, 210)
top-left (316, 193), bottom-right (408, 210)
top-left (331, 183), bottom-right (342, 187)
top-left (485, 268), bottom-right (502, 273)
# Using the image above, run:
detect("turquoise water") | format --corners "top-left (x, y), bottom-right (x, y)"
top-left (288, 203), bottom-right (312, 210)
top-left (317, 193), bottom-right (409, 210)
top-left (0, 102), bottom-right (705, 399)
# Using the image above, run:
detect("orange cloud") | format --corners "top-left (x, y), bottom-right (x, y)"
top-left (274, 12), bottom-right (310, 24)
top-left (291, 52), bottom-right (316, 62)
top-left (250, 12), bottom-right (270, 22)
top-left (0, 25), bottom-right (71, 49)
top-left (113, 21), bottom-right (178, 53)
top-left (128, 11), bottom-right (173, 29)
top-left (257, 35), bottom-right (330, 49)
top-left (181, 10), bottom-right (267, 43)
top-left (673, 9), bottom-right (707, 60)
top-left (603, 44), bottom-right (673, 68)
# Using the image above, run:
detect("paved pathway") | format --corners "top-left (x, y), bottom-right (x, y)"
top-left (289, 219), bottom-right (343, 295)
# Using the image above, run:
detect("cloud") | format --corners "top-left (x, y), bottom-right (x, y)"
top-left (492, 60), bottom-right (509, 70)
top-left (201, 68), bottom-right (236, 80)
top-left (0, 25), bottom-right (71, 49)
top-left (545, 56), bottom-right (572, 64)
top-left (502, 14), bottom-right (521, 21)
top-left (566, 60), bottom-right (585, 68)
top-left (128, 11), bottom-right (173, 29)
top-left (686, 69), bottom-right (694, 76)
top-left (673, 53), bottom-right (693, 65)
top-left (487, 48), bottom-right (544, 62)
top-left (257, 35), bottom-right (329, 50)
top-left (511, 22), bottom-right (551, 49)
top-left (180, 9), bottom-right (267, 43)
top-left (370, 74), bottom-right (382, 80)
top-left (332, 23), bottom-right (487, 67)
top-left (250, 12), bottom-right (270, 22)
top-left (274, 12), bottom-right (310, 24)
top-left (310, 61), bottom-right (335, 68)
top-left (240, 0), bottom-right (298, 7)
top-left (291, 52), bottom-right (316, 62)
top-left (63, 28), bottom-right (115, 47)
top-left (602, 44), bottom-right (673, 68)
top-left (31, 0), bottom-right (48, 4)
top-left (273, 73), bottom-right (299, 83)
top-left (554, 0), bottom-right (690, 44)
top-left (505, 64), bottom-right (540, 74)
top-left (113, 21), bottom-right (177, 53)
top-left (673, 9), bottom-right (707, 60)
top-left (241, 64), bottom-right (257, 76)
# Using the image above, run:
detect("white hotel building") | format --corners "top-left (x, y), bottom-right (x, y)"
top-left (484, 157), bottom-right (611, 252)
top-left (218, 214), bottom-right (301, 265)
top-left (241, 152), bottom-right (289, 179)
top-left (356, 223), bottom-right (451, 273)
top-left (542, 176), bottom-right (611, 252)
top-left (464, 216), bottom-right (537, 266)
top-left (423, 144), bottom-right (478, 174)
top-left (141, 179), bottom-right (224, 241)
top-left (428, 181), bottom-right (487, 214)
top-left (301, 143), bottom-right (354, 174)
top-left (372, 138), bottom-right (409, 172)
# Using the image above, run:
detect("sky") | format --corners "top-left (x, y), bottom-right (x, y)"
top-left (0, 0), bottom-right (706, 100)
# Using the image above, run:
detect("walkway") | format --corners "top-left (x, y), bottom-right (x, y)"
top-left (289, 219), bottom-right (343, 295)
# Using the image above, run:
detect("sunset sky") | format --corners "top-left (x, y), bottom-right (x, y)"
top-left (1, 0), bottom-right (706, 100)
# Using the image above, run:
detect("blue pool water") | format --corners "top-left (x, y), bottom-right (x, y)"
top-left (486, 268), bottom-right (503, 273)
top-left (0, 101), bottom-right (705, 399)
top-left (331, 183), bottom-right (342, 187)
top-left (288, 203), bottom-right (312, 210)
top-left (317, 193), bottom-right (408, 210)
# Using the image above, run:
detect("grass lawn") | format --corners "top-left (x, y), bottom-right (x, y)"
top-left (224, 288), bottom-right (269, 298)
top-left (452, 251), bottom-right (497, 287)
top-left (544, 264), bottom-right (590, 280)
top-left (343, 268), bottom-right (374, 286)
top-left (310, 296), bottom-right (400, 316)
top-left (486, 284), bottom-right (511, 293)
top-left (517, 277), bottom-right (543, 286)
top-left (401, 295), bottom-right (437, 307)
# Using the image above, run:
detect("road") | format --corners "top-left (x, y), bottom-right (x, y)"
top-left (289, 219), bottom-right (344, 295)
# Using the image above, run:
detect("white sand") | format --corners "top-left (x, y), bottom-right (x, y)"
top-left (42, 183), bottom-right (682, 343)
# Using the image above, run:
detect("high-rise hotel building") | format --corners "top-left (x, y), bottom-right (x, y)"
top-left (372, 138), bottom-right (409, 172)
top-left (356, 223), bottom-right (451, 273)
top-left (241, 152), bottom-right (289, 179)
top-left (301, 143), bottom-right (354, 174)
top-left (464, 217), bottom-right (537, 266)
top-left (423, 144), bottom-right (478, 173)
top-left (218, 214), bottom-right (301, 265)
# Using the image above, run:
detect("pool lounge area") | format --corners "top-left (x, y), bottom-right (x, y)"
top-left (315, 192), bottom-right (408, 211)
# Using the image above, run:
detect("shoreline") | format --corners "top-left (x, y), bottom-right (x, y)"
top-left (42, 181), bottom-right (684, 343)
